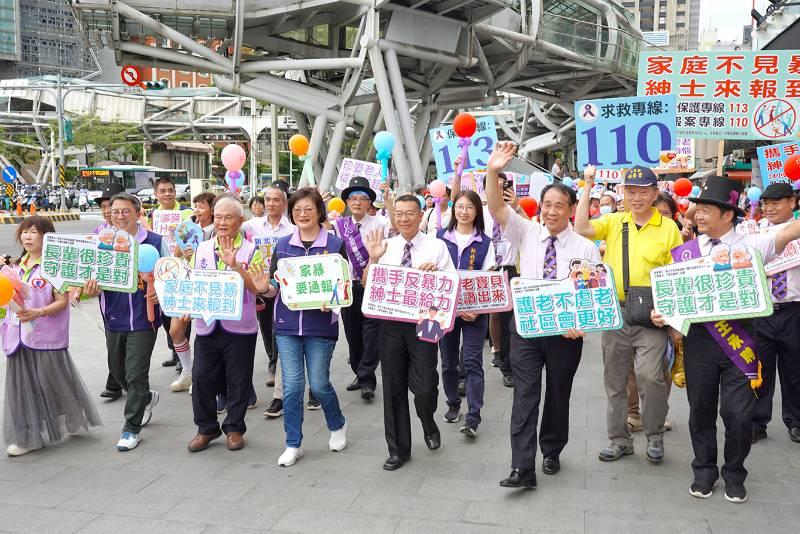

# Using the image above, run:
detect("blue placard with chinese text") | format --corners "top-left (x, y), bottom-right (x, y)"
top-left (575, 95), bottom-right (676, 170)
top-left (429, 116), bottom-right (498, 183)
top-left (756, 141), bottom-right (800, 184)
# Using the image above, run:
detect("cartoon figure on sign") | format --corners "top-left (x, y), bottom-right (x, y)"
top-left (710, 243), bottom-right (732, 271)
top-left (97, 228), bottom-right (115, 250)
top-left (343, 280), bottom-right (350, 301)
top-left (569, 259), bottom-right (587, 289)
top-left (416, 306), bottom-right (445, 343)
top-left (730, 243), bottom-right (753, 269)
top-left (113, 232), bottom-right (131, 253)
top-left (330, 278), bottom-right (342, 306)
top-left (595, 264), bottom-right (609, 288)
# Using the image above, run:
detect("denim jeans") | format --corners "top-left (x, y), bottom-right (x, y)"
top-left (439, 315), bottom-right (487, 425)
top-left (276, 335), bottom-right (345, 447)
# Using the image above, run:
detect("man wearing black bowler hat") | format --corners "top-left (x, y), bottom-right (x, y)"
top-left (652, 176), bottom-right (800, 503)
top-left (333, 176), bottom-right (387, 400)
top-left (751, 182), bottom-right (800, 445)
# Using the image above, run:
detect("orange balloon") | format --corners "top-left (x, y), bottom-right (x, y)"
top-left (288, 134), bottom-right (310, 157)
top-left (328, 198), bottom-right (346, 214)
top-left (0, 275), bottom-right (14, 307)
top-left (518, 197), bottom-right (538, 218)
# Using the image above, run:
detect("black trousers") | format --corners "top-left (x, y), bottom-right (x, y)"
top-left (161, 313), bottom-right (192, 357)
top-left (754, 304), bottom-right (800, 432)
top-left (192, 327), bottom-right (257, 435)
top-left (341, 283), bottom-right (380, 389)
top-left (497, 266), bottom-right (519, 378)
top-left (509, 325), bottom-right (582, 470)
top-left (379, 320), bottom-right (439, 458)
top-left (257, 296), bottom-right (278, 374)
top-left (684, 324), bottom-right (756, 486)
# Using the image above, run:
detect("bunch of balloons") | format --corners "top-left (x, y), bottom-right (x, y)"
top-left (289, 134), bottom-right (315, 186)
top-left (221, 144), bottom-right (247, 194)
top-left (373, 131), bottom-right (395, 183)
top-left (138, 244), bottom-right (160, 323)
top-left (452, 113), bottom-right (477, 176)
top-left (429, 179), bottom-right (448, 229)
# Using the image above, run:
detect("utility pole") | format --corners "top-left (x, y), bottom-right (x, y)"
top-left (57, 73), bottom-right (67, 211)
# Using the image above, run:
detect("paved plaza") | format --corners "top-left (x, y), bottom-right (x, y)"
top-left (1, 219), bottom-right (799, 533)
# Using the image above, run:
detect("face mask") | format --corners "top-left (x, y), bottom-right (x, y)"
top-left (600, 205), bottom-right (613, 215)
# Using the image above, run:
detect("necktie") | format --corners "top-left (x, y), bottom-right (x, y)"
top-left (772, 271), bottom-right (787, 301)
top-left (355, 222), bottom-right (361, 231)
top-left (543, 235), bottom-right (557, 280)
top-left (491, 215), bottom-right (502, 265)
top-left (709, 238), bottom-right (721, 254)
top-left (401, 241), bottom-right (412, 267)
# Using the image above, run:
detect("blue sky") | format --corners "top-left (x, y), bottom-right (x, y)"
top-left (699, 0), bottom-right (772, 41)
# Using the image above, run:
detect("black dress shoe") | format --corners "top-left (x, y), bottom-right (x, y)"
top-left (383, 455), bottom-right (409, 471)
top-left (99, 389), bottom-right (122, 400)
top-left (542, 455), bottom-right (560, 475)
top-left (346, 378), bottom-right (360, 391)
top-left (499, 468), bottom-right (537, 489)
top-left (502, 375), bottom-right (514, 388)
top-left (162, 354), bottom-right (179, 367)
top-left (360, 387), bottom-right (375, 400)
top-left (789, 426), bottom-right (800, 443)
top-left (424, 431), bottom-right (441, 450)
top-left (752, 428), bottom-right (768, 443)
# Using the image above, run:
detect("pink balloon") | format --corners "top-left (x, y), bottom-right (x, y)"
top-left (221, 144), bottom-right (246, 172)
top-left (429, 179), bottom-right (447, 198)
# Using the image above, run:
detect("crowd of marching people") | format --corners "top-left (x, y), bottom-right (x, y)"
top-left (2, 141), bottom-right (800, 506)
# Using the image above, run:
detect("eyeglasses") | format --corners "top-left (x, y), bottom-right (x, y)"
top-left (454, 204), bottom-right (476, 212)
top-left (110, 209), bottom-right (134, 217)
top-left (292, 207), bottom-right (316, 215)
top-left (348, 195), bottom-right (370, 202)
top-left (394, 210), bottom-right (419, 219)
top-left (215, 214), bottom-right (239, 222)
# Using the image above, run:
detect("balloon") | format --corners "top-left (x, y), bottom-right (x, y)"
top-left (562, 177), bottom-right (574, 188)
top-left (328, 197), bottom-right (346, 214)
top-left (429, 179), bottom-right (447, 198)
top-left (225, 170), bottom-right (244, 185)
top-left (138, 244), bottom-right (160, 273)
top-left (221, 144), bottom-right (246, 171)
top-left (0, 275), bottom-right (13, 307)
top-left (747, 186), bottom-right (762, 202)
top-left (518, 197), bottom-right (538, 218)
top-left (673, 178), bottom-right (693, 197)
top-left (452, 112), bottom-right (477, 138)
top-left (691, 185), bottom-right (701, 197)
top-left (373, 131), bottom-right (395, 154)
top-left (784, 154), bottom-right (800, 181)
top-left (415, 195), bottom-right (426, 209)
top-left (288, 134), bottom-right (310, 157)
top-left (577, 179), bottom-right (586, 189)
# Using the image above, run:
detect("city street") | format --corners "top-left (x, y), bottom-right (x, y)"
top-left (0, 218), bottom-right (799, 533)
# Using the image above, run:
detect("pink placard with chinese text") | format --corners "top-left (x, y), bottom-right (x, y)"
top-left (456, 270), bottom-right (512, 314)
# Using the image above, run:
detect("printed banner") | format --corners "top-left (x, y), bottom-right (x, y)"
top-left (429, 116), bottom-right (498, 183)
top-left (152, 210), bottom-right (183, 252)
top-left (335, 158), bottom-right (384, 200)
top-left (41, 231), bottom-right (138, 293)
top-left (274, 254), bottom-right (352, 310)
top-left (175, 220), bottom-right (202, 252)
top-left (153, 257), bottom-right (244, 322)
top-left (651, 244), bottom-right (773, 335)
top-left (639, 51), bottom-right (800, 140)
top-left (756, 140), bottom-right (800, 184)
top-left (362, 265), bottom-right (460, 343)
top-left (575, 95), bottom-right (677, 170)
top-left (511, 261), bottom-right (623, 338)
top-left (653, 138), bottom-right (695, 172)
top-left (456, 270), bottom-right (512, 314)
top-left (595, 168), bottom-right (627, 184)
top-left (732, 220), bottom-right (800, 274)
top-left (253, 236), bottom-right (280, 268)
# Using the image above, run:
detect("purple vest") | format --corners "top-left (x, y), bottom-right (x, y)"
top-left (2, 263), bottom-right (70, 354)
top-left (193, 238), bottom-right (258, 336)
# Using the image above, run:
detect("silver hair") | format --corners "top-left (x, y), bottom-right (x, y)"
top-left (265, 186), bottom-right (288, 202)
top-left (109, 192), bottom-right (142, 211)
top-left (213, 194), bottom-right (244, 216)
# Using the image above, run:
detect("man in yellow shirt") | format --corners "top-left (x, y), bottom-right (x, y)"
top-left (575, 165), bottom-right (682, 464)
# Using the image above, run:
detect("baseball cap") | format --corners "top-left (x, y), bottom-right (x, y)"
top-left (760, 182), bottom-right (794, 200)
top-left (623, 166), bottom-right (657, 187)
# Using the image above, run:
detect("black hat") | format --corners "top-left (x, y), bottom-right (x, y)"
top-left (95, 182), bottom-right (125, 205)
top-left (341, 176), bottom-right (376, 203)
top-left (689, 176), bottom-right (744, 217)
top-left (623, 166), bottom-right (658, 187)
top-left (271, 179), bottom-right (289, 195)
top-left (760, 182), bottom-right (794, 200)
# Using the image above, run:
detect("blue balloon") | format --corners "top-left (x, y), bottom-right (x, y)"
top-left (138, 244), bottom-right (160, 273)
top-left (562, 177), bottom-right (574, 188)
top-left (691, 185), bottom-right (701, 197)
top-left (747, 186), bottom-right (762, 202)
top-left (373, 131), bottom-right (395, 154)
top-left (415, 194), bottom-right (425, 209)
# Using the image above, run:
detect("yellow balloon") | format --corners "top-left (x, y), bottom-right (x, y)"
top-left (577, 179), bottom-right (586, 188)
top-left (288, 134), bottom-right (310, 157)
top-left (328, 198), bottom-right (346, 214)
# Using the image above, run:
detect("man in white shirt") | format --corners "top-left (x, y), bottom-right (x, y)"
top-left (333, 177), bottom-right (389, 400)
top-left (487, 142), bottom-right (600, 489)
top-left (364, 195), bottom-right (455, 471)
top-left (749, 183), bottom-right (800, 445)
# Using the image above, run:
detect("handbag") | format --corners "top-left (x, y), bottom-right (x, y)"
top-left (622, 222), bottom-right (657, 328)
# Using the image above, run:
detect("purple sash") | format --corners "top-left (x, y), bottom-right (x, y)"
top-left (671, 239), bottom-right (759, 380)
top-left (336, 217), bottom-right (370, 279)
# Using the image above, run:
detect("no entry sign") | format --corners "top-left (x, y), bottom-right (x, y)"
top-left (120, 65), bottom-right (141, 87)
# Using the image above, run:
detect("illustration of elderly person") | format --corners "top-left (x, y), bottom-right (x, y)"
top-left (710, 243), bottom-right (732, 271)
top-left (730, 243), bottom-right (753, 269)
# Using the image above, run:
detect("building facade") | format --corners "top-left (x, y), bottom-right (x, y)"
top-left (620, 0), bottom-right (701, 50)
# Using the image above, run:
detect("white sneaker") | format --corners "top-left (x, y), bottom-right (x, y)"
top-left (170, 373), bottom-right (192, 392)
top-left (141, 390), bottom-right (159, 427)
top-left (329, 422), bottom-right (347, 452)
top-left (6, 444), bottom-right (33, 457)
top-left (116, 432), bottom-right (141, 451)
top-left (277, 447), bottom-right (304, 467)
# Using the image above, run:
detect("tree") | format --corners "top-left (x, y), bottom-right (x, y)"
top-left (66, 114), bottom-right (129, 165)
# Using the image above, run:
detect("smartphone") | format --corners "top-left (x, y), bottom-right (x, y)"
top-left (503, 179), bottom-right (513, 191)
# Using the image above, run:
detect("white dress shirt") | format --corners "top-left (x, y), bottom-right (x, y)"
top-left (243, 215), bottom-right (295, 239)
top-left (483, 206), bottom-right (519, 267)
top-left (421, 206), bottom-right (452, 234)
top-left (379, 231), bottom-right (455, 272)
top-left (501, 205), bottom-right (601, 278)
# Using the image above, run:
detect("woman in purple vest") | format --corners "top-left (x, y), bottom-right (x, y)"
top-left (1, 216), bottom-right (102, 456)
top-left (261, 188), bottom-right (348, 467)
top-left (436, 190), bottom-right (496, 437)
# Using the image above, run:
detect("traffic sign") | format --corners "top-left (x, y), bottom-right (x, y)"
top-left (121, 65), bottom-right (142, 87)
top-left (2, 166), bottom-right (17, 184)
